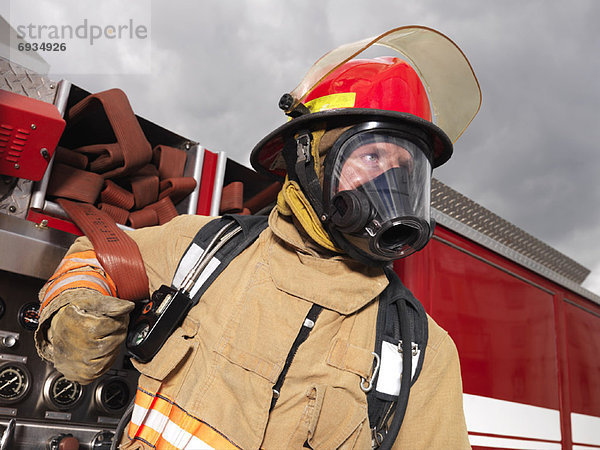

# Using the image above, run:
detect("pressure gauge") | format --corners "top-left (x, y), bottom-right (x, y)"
top-left (90, 430), bottom-right (114, 449)
top-left (0, 362), bottom-right (32, 404)
top-left (18, 302), bottom-right (40, 331)
top-left (43, 372), bottom-right (83, 410)
top-left (95, 377), bottom-right (131, 414)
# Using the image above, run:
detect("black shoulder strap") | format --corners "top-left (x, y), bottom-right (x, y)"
top-left (367, 265), bottom-right (429, 449)
top-left (173, 214), bottom-right (269, 304)
top-left (179, 213), bottom-right (323, 412)
top-left (175, 215), bottom-right (426, 449)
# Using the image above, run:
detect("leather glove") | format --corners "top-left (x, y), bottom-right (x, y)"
top-left (47, 290), bottom-right (135, 384)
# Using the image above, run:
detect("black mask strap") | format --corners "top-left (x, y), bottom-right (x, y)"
top-left (292, 131), bottom-right (327, 221)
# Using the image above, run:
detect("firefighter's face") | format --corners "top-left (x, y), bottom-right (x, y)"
top-left (337, 141), bottom-right (413, 191)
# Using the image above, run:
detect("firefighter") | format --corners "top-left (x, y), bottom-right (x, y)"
top-left (35, 27), bottom-right (480, 449)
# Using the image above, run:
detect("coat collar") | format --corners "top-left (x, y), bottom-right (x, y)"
top-left (266, 209), bottom-right (388, 315)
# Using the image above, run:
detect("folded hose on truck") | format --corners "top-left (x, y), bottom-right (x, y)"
top-left (47, 88), bottom-right (197, 231)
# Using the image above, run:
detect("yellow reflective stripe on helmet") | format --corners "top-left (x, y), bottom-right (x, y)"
top-left (305, 92), bottom-right (356, 113)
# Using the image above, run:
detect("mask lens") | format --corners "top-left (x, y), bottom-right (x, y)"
top-left (330, 131), bottom-right (431, 222)
top-left (327, 128), bottom-right (433, 261)
top-left (332, 133), bottom-right (416, 194)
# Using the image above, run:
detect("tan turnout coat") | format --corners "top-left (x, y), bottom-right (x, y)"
top-left (37, 209), bottom-right (470, 449)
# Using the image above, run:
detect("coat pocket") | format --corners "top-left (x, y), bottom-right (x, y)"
top-left (216, 341), bottom-right (281, 383)
top-left (304, 384), bottom-right (369, 450)
top-left (130, 316), bottom-right (199, 382)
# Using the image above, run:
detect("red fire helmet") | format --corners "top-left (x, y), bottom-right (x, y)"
top-left (250, 26), bottom-right (481, 180)
top-left (304, 57), bottom-right (432, 122)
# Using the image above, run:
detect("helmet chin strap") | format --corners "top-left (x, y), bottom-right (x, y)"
top-left (278, 131), bottom-right (343, 252)
top-left (292, 131), bottom-right (328, 222)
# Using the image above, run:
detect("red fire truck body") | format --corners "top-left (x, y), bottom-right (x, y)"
top-left (395, 188), bottom-right (600, 450)
top-left (0, 51), bottom-right (598, 449)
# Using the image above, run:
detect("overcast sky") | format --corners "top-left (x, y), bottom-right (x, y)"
top-left (3, 0), bottom-right (600, 294)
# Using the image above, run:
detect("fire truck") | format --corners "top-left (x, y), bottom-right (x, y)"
top-left (0, 32), bottom-right (598, 450)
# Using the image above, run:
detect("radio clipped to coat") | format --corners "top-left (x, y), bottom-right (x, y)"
top-left (126, 216), bottom-right (269, 362)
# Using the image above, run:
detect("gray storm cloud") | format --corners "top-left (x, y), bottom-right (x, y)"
top-left (3, 0), bottom-right (599, 293)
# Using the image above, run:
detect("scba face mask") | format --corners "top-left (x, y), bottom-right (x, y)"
top-left (323, 122), bottom-right (434, 262)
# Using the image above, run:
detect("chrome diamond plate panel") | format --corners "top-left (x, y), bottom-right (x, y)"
top-left (0, 57), bottom-right (57, 104)
top-left (431, 178), bottom-right (590, 285)
top-left (0, 177), bottom-right (33, 218)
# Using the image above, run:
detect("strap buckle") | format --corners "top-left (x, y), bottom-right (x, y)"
top-left (398, 340), bottom-right (419, 357)
top-left (360, 352), bottom-right (381, 393)
top-left (296, 132), bottom-right (312, 164)
top-left (371, 426), bottom-right (385, 449)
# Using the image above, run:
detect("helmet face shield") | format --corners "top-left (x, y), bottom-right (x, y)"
top-left (324, 122), bottom-right (433, 261)
top-left (248, 28), bottom-right (479, 264)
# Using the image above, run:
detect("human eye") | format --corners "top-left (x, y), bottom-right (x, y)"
top-left (362, 152), bottom-right (379, 164)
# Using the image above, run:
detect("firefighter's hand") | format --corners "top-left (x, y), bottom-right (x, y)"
top-left (47, 291), bottom-right (135, 385)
